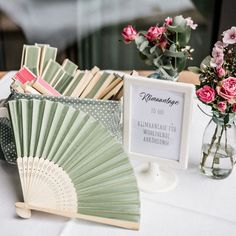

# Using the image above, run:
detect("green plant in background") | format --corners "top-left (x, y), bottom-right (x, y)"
top-left (121, 15), bottom-right (197, 81)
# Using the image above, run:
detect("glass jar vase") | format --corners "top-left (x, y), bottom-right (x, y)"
top-left (148, 67), bottom-right (179, 81)
top-left (200, 115), bottom-right (236, 179)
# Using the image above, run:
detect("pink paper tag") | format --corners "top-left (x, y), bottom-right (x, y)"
top-left (13, 67), bottom-right (36, 84)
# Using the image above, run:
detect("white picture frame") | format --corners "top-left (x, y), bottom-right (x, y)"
top-left (123, 75), bottom-right (195, 169)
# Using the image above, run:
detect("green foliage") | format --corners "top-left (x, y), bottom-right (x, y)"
top-left (164, 49), bottom-right (185, 58)
top-left (125, 15), bottom-right (196, 80)
top-left (200, 56), bottom-right (211, 70)
top-left (167, 15), bottom-right (187, 33)
top-left (176, 54), bottom-right (188, 72)
top-left (178, 27), bottom-right (191, 47)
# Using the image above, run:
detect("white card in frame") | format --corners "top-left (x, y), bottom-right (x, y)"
top-left (123, 75), bottom-right (195, 192)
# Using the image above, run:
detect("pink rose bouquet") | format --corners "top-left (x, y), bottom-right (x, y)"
top-left (121, 15), bottom-right (197, 81)
top-left (189, 27), bottom-right (236, 179)
top-left (189, 26), bottom-right (236, 124)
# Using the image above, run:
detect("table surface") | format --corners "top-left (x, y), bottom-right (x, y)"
top-left (0, 70), bottom-right (200, 84)
top-left (1, 72), bottom-right (236, 236)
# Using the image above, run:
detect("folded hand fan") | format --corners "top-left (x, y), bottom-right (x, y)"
top-left (8, 99), bottom-right (140, 230)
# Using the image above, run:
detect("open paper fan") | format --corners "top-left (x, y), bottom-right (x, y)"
top-left (8, 99), bottom-right (140, 230)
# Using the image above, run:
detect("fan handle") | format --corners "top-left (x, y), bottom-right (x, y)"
top-left (15, 202), bottom-right (139, 230)
top-left (16, 202), bottom-right (31, 218)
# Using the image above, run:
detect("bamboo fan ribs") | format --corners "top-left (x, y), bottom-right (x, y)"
top-left (8, 99), bottom-right (140, 230)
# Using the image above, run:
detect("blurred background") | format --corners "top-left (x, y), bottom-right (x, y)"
top-left (0, 0), bottom-right (234, 71)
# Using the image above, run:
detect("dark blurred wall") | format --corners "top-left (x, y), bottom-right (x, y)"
top-left (218, 0), bottom-right (236, 37)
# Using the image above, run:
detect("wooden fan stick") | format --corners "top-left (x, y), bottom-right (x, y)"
top-left (15, 202), bottom-right (139, 230)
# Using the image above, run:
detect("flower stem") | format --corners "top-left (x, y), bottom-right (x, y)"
top-left (197, 104), bottom-right (212, 117)
top-left (225, 125), bottom-right (228, 151)
top-left (200, 121), bottom-right (218, 168)
top-left (175, 32), bottom-right (178, 71)
top-left (211, 125), bottom-right (224, 169)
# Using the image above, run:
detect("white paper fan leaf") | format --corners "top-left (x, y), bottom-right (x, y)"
top-left (8, 99), bottom-right (140, 230)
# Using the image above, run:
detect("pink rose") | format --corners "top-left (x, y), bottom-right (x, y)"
top-left (196, 85), bottom-right (216, 103)
top-left (164, 17), bottom-right (173, 26)
top-left (122, 25), bottom-right (137, 43)
top-left (232, 104), bottom-right (236, 112)
top-left (216, 77), bottom-right (236, 102)
top-left (157, 38), bottom-right (168, 50)
top-left (222, 27), bottom-right (236, 44)
top-left (217, 101), bottom-right (227, 112)
top-left (145, 26), bottom-right (165, 41)
top-left (217, 67), bottom-right (226, 78)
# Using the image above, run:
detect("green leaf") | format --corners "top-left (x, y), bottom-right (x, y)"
top-left (141, 48), bottom-right (152, 58)
top-left (167, 16), bottom-right (187, 33)
top-left (167, 68), bottom-right (178, 77)
top-left (139, 51), bottom-right (147, 60)
top-left (169, 44), bottom-right (177, 52)
top-left (154, 47), bottom-right (162, 57)
top-left (200, 56), bottom-right (211, 70)
top-left (153, 58), bottom-right (161, 67)
top-left (178, 27), bottom-right (191, 46)
top-left (188, 66), bottom-right (201, 74)
top-left (139, 41), bottom-right (149, 52)
top-left (134, 35), bottom-right (146, 46)
top-left (224, 114), bottom-right (229, 124)
top-left (150, 46), bottom-right (156, 54)
top-left (139, 50), bottom-right (154, 66)
top-left (176, 55), bottom-right (187, 72)
top-left (162, 64), bottom-right (172, 70)
top-left (164, 49), bottom-right (185, 58)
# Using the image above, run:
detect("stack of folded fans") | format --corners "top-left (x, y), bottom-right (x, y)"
top-left (11, 43), bottom-right (132, 100)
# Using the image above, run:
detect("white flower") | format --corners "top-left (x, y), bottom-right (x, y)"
top-left (214, 40), bottom-right (227, 48)
top-left (185, 45), bottom-right (190, 50)
top-left (210, 45), bottom-right (224, 68)
top-left (185, 17), bottom-right (198, 30)
top-left (222, 27), bottom-right (236, 44)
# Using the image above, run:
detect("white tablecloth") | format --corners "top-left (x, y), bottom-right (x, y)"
top-left (0, 72), bottom-right (236, 236)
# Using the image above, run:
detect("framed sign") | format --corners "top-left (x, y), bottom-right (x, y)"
top-left (123, 75), bottom-right (194, 169)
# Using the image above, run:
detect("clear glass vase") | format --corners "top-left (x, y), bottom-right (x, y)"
top-left (200, 116), bottom-right (236, 179)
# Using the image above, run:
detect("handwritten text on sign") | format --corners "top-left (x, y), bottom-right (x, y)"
top-left (130, 85), bottom-right (184, 161)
